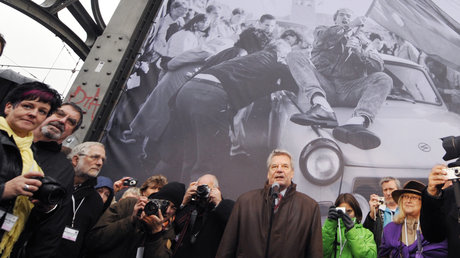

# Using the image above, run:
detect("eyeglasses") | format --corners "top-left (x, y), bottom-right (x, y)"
top-left (401, 195), bottom-right (421, 201)
top-left (79, 154), bottom-right (106, 163)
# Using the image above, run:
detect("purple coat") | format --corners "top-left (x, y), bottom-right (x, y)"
top-left (379, 222), bottom-right (448, 257)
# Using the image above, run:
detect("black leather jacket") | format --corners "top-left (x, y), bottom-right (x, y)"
top-left (0, 130), bottom-right (24, 212)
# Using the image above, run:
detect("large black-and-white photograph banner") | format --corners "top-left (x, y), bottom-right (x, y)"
top-left (101, 0), bottom-right (460, 213)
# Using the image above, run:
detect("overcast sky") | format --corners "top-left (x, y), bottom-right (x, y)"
top-left (0, 0), bottom-right (119, 96)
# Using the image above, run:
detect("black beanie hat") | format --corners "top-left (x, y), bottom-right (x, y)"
top-left (148, 182), bottom-right (185, 208)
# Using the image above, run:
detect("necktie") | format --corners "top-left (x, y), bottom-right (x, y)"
top-left (274, 194), bottom-right (282, 212)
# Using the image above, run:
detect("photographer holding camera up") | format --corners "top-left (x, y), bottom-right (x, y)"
top-left (363, 177), bottom-right (400, 249)
top-left (421, 164), bottom-right (460, 257)
top-left (420, 136), bottom-right (460, 257)
top-left (173, 174), bottom-right (234, 258)
top-left (86, 179), bottom-right (184, 258)
top-left (322, 193), bottom-right (377, 258)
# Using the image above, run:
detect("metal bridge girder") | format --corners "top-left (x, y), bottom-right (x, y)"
top-left (0, 0), bottom-right (105, 59)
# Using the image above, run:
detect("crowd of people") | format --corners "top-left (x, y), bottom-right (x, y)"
top-left (0, 89), bottom-right (456, 257)
top-left (2, 2), bottom-right (460, 258)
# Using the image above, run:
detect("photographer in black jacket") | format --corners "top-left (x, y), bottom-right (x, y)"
top-left (421, 164), bottom-right (460, 258)
top-left (173, 174), bottom-right (234, 258)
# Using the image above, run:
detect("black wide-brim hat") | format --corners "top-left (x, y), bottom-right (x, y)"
top-left (391, 180), bottom-right (426, 203)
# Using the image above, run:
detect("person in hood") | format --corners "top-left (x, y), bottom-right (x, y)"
top-left (95, 176), bottom-right (114, 211)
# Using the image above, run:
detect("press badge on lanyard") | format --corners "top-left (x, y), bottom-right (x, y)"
top-left (0, 211), bottom-right (18, 232)
top-left (63, 196), bottom-right (85, 242)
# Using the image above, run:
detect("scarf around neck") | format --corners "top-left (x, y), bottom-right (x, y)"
top-left (0, 117), bottom-right (44, 257)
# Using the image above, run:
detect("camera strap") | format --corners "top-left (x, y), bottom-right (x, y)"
top-left (189, 209), bottom-right (199, 244)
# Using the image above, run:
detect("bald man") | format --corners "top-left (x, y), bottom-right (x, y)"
top-left (173, 174), bottom-right (234, 258)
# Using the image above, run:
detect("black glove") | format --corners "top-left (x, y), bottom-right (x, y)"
top-left (341, 212), bottom-right (355, 231)
top-left (327, 206), bottom-right (339, 220)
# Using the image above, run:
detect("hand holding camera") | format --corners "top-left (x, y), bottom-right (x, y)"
top-left (340, 211), bottom-right (355, 231)
top-left (182, 182), bottom-right (198, 206)
top-left (132, 196), bottom-right (148, 221)
top-left (427, 164), bottom-right (448, 196)
top-left (113, 176), bottom-right (138, 194)
top-left (330, 206), bottom-right (355, 230)
top-left (208, 187), bottom-right (222, 206)
top-left (141, 207), bottom-right (165, 234)
top-left (3, 171), bottom-right (43, 200)
top-left (327, 206), bottom-right (339, 220)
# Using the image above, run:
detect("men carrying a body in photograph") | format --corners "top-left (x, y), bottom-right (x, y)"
top-left (174, 39), bottom-right (296, 183)
top-left (288, 8), bottom-right (392, 150)
top-left (216, 149), bottom-right (322, 257)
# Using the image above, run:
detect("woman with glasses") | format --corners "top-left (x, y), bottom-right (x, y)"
top-left (322, 193), bottom-right (377, 258)
top-left (379, 180), bottom-right (448, 257)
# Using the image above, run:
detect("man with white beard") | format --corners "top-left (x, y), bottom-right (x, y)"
top-left (53, 141), bottom-right (107, 258)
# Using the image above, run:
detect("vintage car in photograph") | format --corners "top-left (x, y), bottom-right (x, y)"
top-left (239, 54), bottom-right (460, 216)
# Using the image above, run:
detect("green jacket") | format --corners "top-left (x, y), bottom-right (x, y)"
top-left (322, 218), bottom-right (377, 258)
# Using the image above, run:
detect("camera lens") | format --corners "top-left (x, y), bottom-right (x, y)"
top-left (33, 176), bottom-right (66, 205)
top-left (46, 188), bottom-right (67, 205)
top-left (442, 136), bottom-right (460, 161)
top-left (144, 200), bottom-right (159, 216)
top-left (455, 168), bottom-right (460, 177)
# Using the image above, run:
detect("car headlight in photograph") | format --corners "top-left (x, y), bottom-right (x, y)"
top-left (299, 138), bottom-right (344, 185)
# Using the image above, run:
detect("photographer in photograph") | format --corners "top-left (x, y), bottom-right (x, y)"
top-left (86, 180), bottom-right (185, 258)
top-left (322, 193), bottom-right (376, 258)
top-left (173, 174), bottom-right (234, 258)
top-left (420, 136), bottom-right (460, 257)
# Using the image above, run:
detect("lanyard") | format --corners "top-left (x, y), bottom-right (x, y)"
top-left (404, 217), bottom-right (419, 246)
top-left (71, 195), bottom-right (86, 228)
top-left (337, 220), bottom-right (348, 257)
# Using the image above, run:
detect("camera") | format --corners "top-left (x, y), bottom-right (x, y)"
top-left (336, 207), bottom-right (346, 213)
top-left (444, 167), bottom-right (460, 180)
top-left (144, 199), bottom-right (170, 216)
top-left (441, 136), bottom-right (460, 180)
top-left (191, 185), bottom-right (210, 202)
top-left (123, 177), bottom-right (138, 187)
top-left (378, 196), bottom-right (385, 205)
top-left (442, 136), bottom-right (460, 167)
top-left (32, 176), bottom-right (66, 205)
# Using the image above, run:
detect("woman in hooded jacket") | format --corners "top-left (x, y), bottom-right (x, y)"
top-left (322, 193), bottom-right (377, 258)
